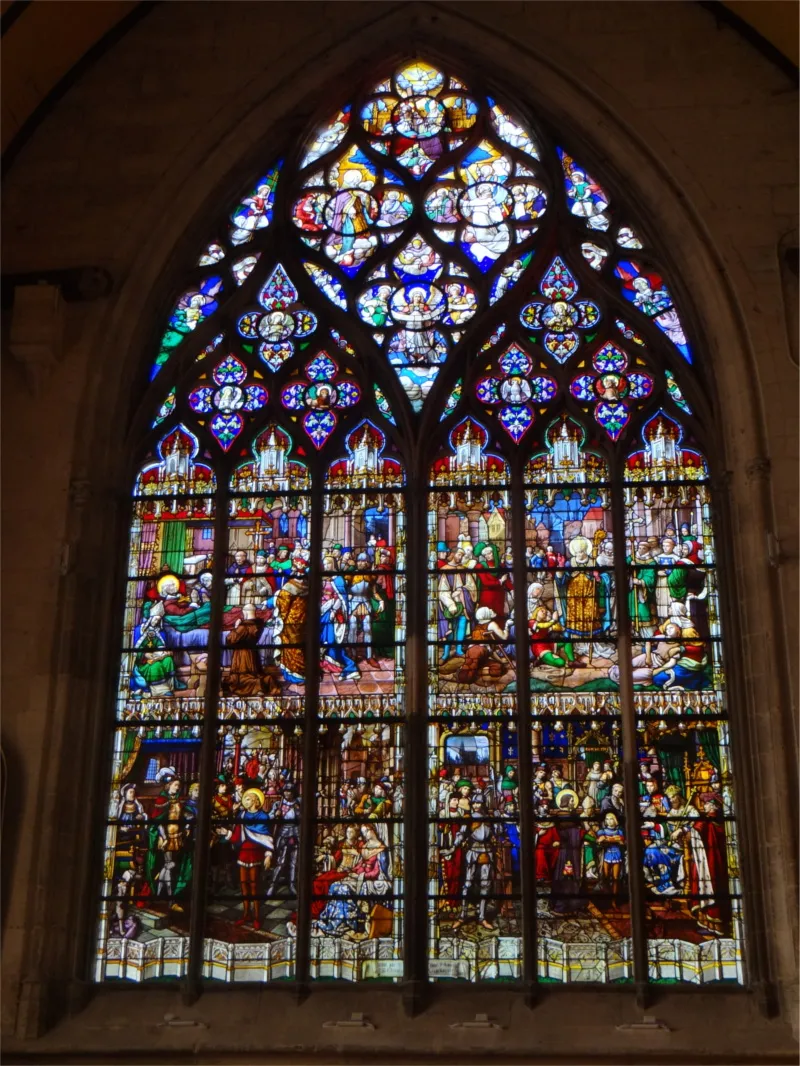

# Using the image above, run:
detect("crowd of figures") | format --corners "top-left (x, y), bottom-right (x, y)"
top-left (434, 537), bottom-right (516, 688)
top-left (623, 524), bottom-right (716, 692)
top-left (109, 744), bottom-right (303, 940)
top-left (435, 757), bottom-right (521, 931)
top-left (432, 743), bottom-right (627, 936)
top-left (433, 528), bottom-right (618, 694)
top-left (127, 534), bottom-right (400, 703)
top-left (310, 722), bottom-right (402, 942)
top-left (429, 714), bottom-right (733, 943)
top-left (108, 730), bottom-right (731, 949)
top-left (311, 821), bottom-right (398, 942)
top-left (223, 537), bottom-right (398, 694)
top-left (109, 768), bottom-right (199, 940)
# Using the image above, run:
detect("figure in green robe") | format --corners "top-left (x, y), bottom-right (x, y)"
top-left (629, 544), bottom-right (658, 636)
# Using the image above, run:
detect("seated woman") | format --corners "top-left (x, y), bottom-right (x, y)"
top-left (311, 825), bottom-right (364, 920)
top-left (315, 825), bottom-right (392, 936)
top-left (130, 602), bottom-right (182, 697)
top-left (652, 624), bottom-right (710, 690)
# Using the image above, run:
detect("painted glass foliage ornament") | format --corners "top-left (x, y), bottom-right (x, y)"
top-left (440, 378), bottom-right (463, 420)
top-left (665, 368), bottom-right (692, 413)
top-left (189, 352), bottom-right (267, 450)
top-left (614, 260), bottom-right (692, 362)
top-left (520, 256), bottom-right (601, 363)
top-left (282, 352), bottom-right (360, 448)
top-left (569, 340), bottom-right (653, 441)
top-left (152, 388), bottom-right (176, 427)
top-left (476, 342), bottom-right (556, 442)
top-left (557, 148), bottom-right (610, 231)
top-left (237, 263), bottom-right (319, 371)
top-left (101, 55), bottom-right (744, 991)
top-left (373, 383), bottom-right (396, 424)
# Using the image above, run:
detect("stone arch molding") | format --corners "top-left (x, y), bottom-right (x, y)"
top-left (15, 0), bottom-right (795, 1040)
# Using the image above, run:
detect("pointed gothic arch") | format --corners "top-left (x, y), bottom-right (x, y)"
top-left (85, 52), bottom-right (762, 997)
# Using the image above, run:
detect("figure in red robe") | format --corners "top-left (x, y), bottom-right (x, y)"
top-left (474, 542), bottom-right (511, 624)
top-left (694, 795), bottom-right (732, 936)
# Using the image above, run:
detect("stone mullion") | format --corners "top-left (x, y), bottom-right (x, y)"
top-left (295, 465), bottom-right (325, 990)
top-left (402, 462), bottom-right (428, 1012)
top-left (183, 467), bottom-right (232, 1000)
top-left (511, 459), bottom-right (538, 1004)
top-left (610, 460), bottom-right (650, 1005)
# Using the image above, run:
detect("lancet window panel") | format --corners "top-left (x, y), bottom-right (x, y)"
top-left (95, 57), bottom-right (747, 991)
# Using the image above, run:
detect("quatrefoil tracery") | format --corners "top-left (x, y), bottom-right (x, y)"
top-left (236, 264), bottom-right (319, 372)
top-left (520, 256), bottom-right (600, 363)
top-left (188, 353), bottom-right (268, 451)
top-left (476, 343), bottom-right (557, 443)
top-left (570, 340), bottom-right (653, 440)
top-left (281, 353), bottom-right (360, 449)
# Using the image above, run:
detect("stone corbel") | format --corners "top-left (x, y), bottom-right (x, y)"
top-left (4, 266), bottom-right (112, 396)
top-left (8, 282), bottom-right (65, 396)
top-left (745, 456), bottom-right (771, 483)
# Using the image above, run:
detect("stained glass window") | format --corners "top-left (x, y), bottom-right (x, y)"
top-left (95, 59), bottom-right (744, 990)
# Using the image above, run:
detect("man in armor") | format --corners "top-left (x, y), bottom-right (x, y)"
top-left (264, 785), bottom-right (300, 897)
top-left (451, 799), bottom-right (496, 931)
top-left (347, 553), bottom-right (384, 667)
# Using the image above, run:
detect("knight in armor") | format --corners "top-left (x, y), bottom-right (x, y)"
top-left (450, 800), bottom-right (497, 931)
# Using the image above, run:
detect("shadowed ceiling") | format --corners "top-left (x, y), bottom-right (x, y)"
top-left (1, 0), bottom-right (797, 158)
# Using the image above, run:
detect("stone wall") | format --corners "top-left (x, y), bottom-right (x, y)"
top-left (1, 2), bottom-right (797, 1060)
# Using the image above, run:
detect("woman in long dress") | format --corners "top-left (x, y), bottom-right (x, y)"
top-left (316, 824), bottom-right (391, 935)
